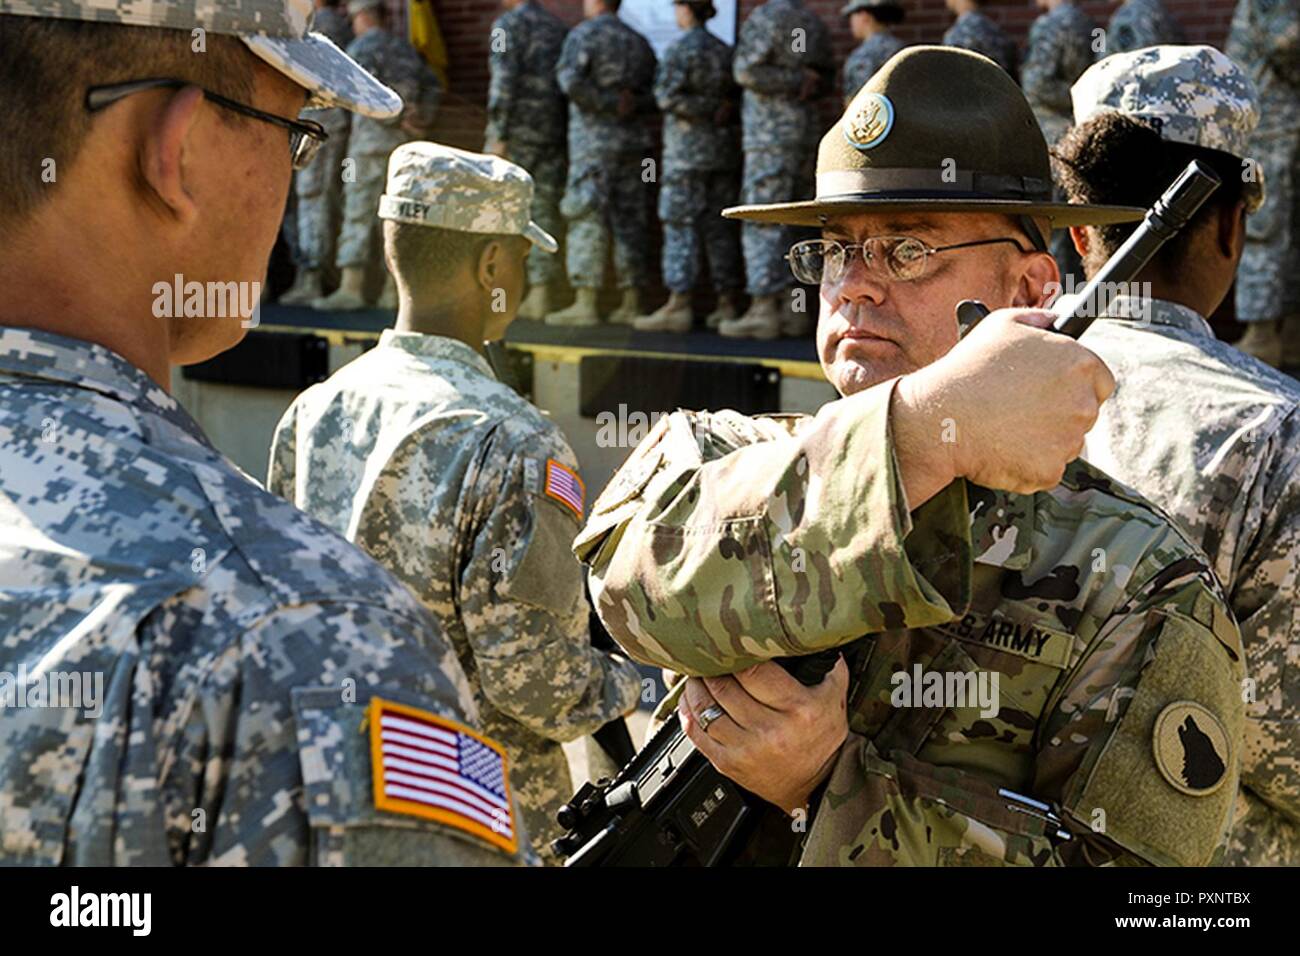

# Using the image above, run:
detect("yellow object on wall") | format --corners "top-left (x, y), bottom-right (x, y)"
top-left (408, 0), bottom-right (450, 89)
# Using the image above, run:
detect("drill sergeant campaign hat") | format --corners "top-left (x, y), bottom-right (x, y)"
top-left (379, 141), bottom-right (560, 253)
top-left (1072, 45), bottom-right (1264, 210)
top-left (724, 46), bottom-right (1144, 236)
top-left (0, 0), bottom-right (402, 118)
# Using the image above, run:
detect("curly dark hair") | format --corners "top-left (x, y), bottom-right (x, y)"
top-left (1052, 111), bottom-right (1253, 278)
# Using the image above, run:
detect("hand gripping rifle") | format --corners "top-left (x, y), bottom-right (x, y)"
top-left (551, 161), bottom-right (1222, 868)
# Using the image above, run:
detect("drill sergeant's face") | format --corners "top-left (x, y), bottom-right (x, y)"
top-left (814, 211), bottom-right (1047, 397)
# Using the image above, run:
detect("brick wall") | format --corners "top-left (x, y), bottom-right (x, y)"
top-left (426, 0), bottom-right (1241, 149)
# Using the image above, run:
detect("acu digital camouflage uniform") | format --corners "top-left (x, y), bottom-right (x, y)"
top-left (942, 7), bottom-right (1016, 76)
top-left (0, 329), bottom-right (524, 866)
top-left (268, 333), bottom-right (643, 861)
top-left (486, 0), bottom-right (569, 287)
top-left (655, 21), bottom-right (743, 297)
top-left (1106, 0), bottom-right (1185, 54)
top-left (575, 383), bottom-right (1246, 866)
top-left (1021, 1), bottom-right (1097, 147)
top-left (1070, 45), bottom-right (1298, 866)
top-left (337, 20), bottom-right (442, 272)
top-left (842, 30), bottom-right (904, 104)
top-left (555, 12), bottom-right (657, 291)
top-left (733, 0), bottom-right (833, 297)
top-left (292, 4), bottom-right (354, 274)
top-left (1226, 0), bottom-right (1300, 324)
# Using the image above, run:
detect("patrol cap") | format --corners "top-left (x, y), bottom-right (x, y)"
top-left (839, 1), bottom-right (904, 23)
top-left (725, 46), bottom-right (1143, 227)
top-left (379, 142), bottom-right (559, 253)
top-left (1072, 45), bottom-right (1259, 161)
top-left (0, 0), bottom-right (401, 119)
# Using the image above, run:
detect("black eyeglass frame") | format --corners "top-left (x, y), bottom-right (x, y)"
top-left (787, 235), bottom-right (1038, 285)
top-left (85, 78), bottom-right (328, 171)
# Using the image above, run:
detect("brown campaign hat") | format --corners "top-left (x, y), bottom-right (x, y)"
top-left (724, 46), bottom-right (1144, 228)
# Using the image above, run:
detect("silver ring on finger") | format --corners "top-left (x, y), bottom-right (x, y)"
top-left (698, 703), bottom-right (727, 733)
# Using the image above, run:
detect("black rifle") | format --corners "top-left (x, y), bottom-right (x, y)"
top-left (552, 160), bottom-right (1222, 868)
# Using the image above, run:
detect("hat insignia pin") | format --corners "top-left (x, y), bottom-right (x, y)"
top-left (844, 93), bottom-right (894, 152)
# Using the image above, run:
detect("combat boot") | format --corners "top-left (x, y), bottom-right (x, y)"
top-left (1235, 319), bottom-right (1283, 368)
top-left (279, 267), bottom-right (323, 306)
top-left (634, 292), bottom-right (693, 333)
top-left (607, 288), bottom-right (642, 325)
top-left (781, 288), bottom-right (814, 337)
top-left (705, 292), bottom-right (739, 329)
top-left (312, 267), bottom-right (368, 311)
top-left (719, 294), bottom-right (781, 340)
top-left (377, 274), bottom-right (398, 311)
top-left (518, 284), bottom-right (552, 321)
top-left (1282, 314), bottom-right (1300, 369)
top-left (546, 287), bottom-right (600, 327)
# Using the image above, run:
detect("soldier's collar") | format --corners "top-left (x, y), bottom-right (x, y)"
top-left (0, 326), bottom-right (209, 442)
top-left (1098, 295), bottom-right (1212, 337)
top-left (378, 329), bottom-right (497, 380)
top-left (967, 482), bottom-right (1036, 570)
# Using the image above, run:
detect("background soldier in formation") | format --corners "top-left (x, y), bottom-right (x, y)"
top-left (484, 0), bottom-right (569, 321)
top-left (942, 0), bottom-right (1016, 75)
top-left (281, 0), bottom-right (355, 305)
top-left (1060, 43), bottom-right (1300, 868)
top-left (725, 0), bottom-right (833, 340)
top-left (271, 143), bottom-right (642, 860)
top-left (841, 1), bottom-right (904, 105)
top-left (315, 0), bottom-right (442, 312)
top-left (637, 0), bottom-right (743, 333)
top-left (548, 0), bottom-right (658, 327)
top-left (1226, 0), bottom-right (1300, 368)
top-left (1106, 0), bottom-right (1185, 54)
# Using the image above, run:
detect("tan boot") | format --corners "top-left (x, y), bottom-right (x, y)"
top-left (719, 294), bottom-right (781, 340)
top-left (377, 274), bottom-right (398, 311)
top-left (545, 287), bottom-right (600, 327)
top-left (313, 266), bottom-right (368, 311)
top-left (518, 284), bottom-right (552, 321)
top-left (607, 288), bottom-right (642, 325)
top-left (1282, 314), bottom-right (1300, 369)
top-left (781, 288), bottom-right (814, 337)
top-left (1236, 319), bottom-right (1283, 368)
top-left (634, 292), bottom-right (693, 333)
top-left (279, 267), bottom-right (323, 306)
top-left (705, 292), bottom-right (739, 329)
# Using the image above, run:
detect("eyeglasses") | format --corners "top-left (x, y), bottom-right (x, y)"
top-left (786, 235), bottom-right (1036, 285)
top-left (86, 78), bottom-right (329, 171)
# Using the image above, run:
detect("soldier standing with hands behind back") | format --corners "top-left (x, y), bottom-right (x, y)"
top-left (636, 0), bottom-right (743, 333)
top-left (723, 0), bottom-right (833, 340)
top-left (547, 0), bottom-right (657, 328)
top-left (485, 0), bottom-right (569, 321)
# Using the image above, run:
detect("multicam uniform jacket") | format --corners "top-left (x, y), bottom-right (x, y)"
top-left (268, 331), bottom-right (642, 859)
top-left (574, 380), bottom-right (1246, 866)
top-left (1082, 296), bottom-right (1300, 865)
top-left (0, 327), bottom-right (522, 867)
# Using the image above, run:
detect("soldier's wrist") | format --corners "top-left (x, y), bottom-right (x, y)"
top-left (890, 374), bottom-right (959, 509)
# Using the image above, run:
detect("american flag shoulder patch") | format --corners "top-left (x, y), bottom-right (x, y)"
top-left (367, 698), bottom-right (517, 854)
top-left (544, 458), bottom-right (585, 518)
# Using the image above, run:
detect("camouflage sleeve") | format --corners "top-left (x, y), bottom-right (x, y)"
top-left (555, 30), bottom-right (621, 115)
top-left (575, 381), bottom-right (973, 676)
top-left (458, 429), bottom-right (642, 741)
top-left (803, 566), bottom-right (1246, 866)
top-left (265, 399), bottom-right (299, 501)
top-left (654, 47), bottom-right (713, 118)
top-left (486, 14), bottom-right (520, 143)
top-left (192, 600), bottom-right (531, 866)
top-left (732, 16), bottom-right (804, 96)
top-left (1265, 0), bottom-right (1300, 87)
top-left (1020, 21), bottom-right (1071, 114)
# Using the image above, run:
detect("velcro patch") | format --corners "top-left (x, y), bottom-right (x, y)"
top-left (368, 698), bottom-right (517, 854)
top-left (1152, 701), bottom-right (1231, 797)
top-left (544, 458), bottom-right (585, 518)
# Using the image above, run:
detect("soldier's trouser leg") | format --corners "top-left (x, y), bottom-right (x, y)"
top-left (335, 153), bottom-right (390, 270)
top-left (659, 174), bottom-right (705, 294)
top-left (561, 162), bottom-right (610, 289)
top-left (1236, 128), bottom-right (1300, 324)
top-left (740, 149), bottom-right (804, 296)
top-left (295, 134), bottom-right (348, 271)
top-left (609, 156), bottom-right (650, 290)
top-left (703, 169), bottom-right (743, 293)
top-left (512, 142), bottom-right (567, 287)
